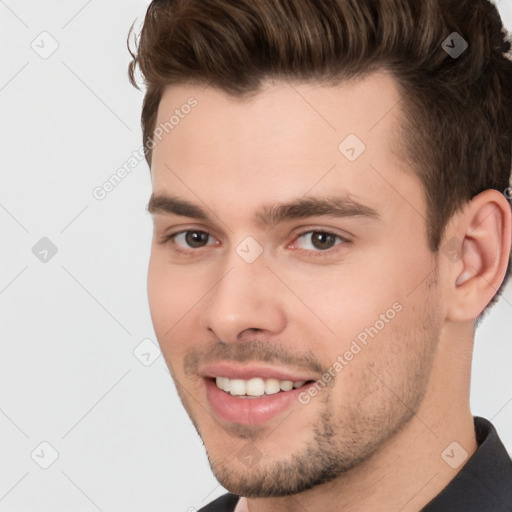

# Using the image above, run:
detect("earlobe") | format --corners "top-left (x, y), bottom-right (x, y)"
top-left (446, 190), bottom-right (511, 321)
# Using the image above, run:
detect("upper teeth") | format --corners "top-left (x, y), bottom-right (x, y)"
top-left (215, 377), bottom-right (306, 396)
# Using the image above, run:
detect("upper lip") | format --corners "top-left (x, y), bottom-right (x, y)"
top-left (199, 362), bottom-right (317, 382)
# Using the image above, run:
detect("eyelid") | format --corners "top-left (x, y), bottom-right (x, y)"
top-left (159, 228), bottom-right (220, 250)
top-left (176, 231), bottom-right (218, 247)
top-left (157, 222), bottom-right (220, 241)
top-left (294, 227), bottom-right (351, 240)
top-left (289, 228), bottom-right (351, 253)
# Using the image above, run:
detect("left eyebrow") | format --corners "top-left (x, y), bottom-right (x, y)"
top-left (254, 195), bottom-right (380, 229)
top-left (147, 193), bottom-right (380, 228)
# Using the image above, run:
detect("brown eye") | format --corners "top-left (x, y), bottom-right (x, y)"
top-left (167, 230), bottom-right (215, 250)
top-left (183, 231), bottom-right (210, 248)
top-left (310, 232), bottom-right (337, 250)
top-left (296, 231), bottom-right (342, 251)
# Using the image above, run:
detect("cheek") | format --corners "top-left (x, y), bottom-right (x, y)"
top-left (341, 281), bottom-right (441, 397)
top-left (147, 250), bottom-right (216, 365)
top-left (283, 261), bottom-right (403, 344)
top-left (147, 253), bottom-right (170, 334)
top-left (320, 311), bottom-right (433, 439)
top-left (147, 252), bottom-right (190, 353)
top-left (285, 250), bottom-right (437, 385)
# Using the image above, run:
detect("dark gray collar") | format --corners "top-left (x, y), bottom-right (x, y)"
top-left (422, 416), bottom-right (512, 511)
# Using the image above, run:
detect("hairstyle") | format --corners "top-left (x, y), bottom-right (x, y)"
top-left (128, 0), bottom-right (512, 310)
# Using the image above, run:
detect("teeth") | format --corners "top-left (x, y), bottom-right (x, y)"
top-left (246, 377), bottom-right (265, 396)
top-left (215, 376), bottom-right (308, 396)
top-left (265, 378), bottom-right (280, 395)
top-left (280, 380), bottom-right (293, 391)
top-left (229, 379), bottom-right (246, 396)
top-left (216, 377), bottom-right (230, 392)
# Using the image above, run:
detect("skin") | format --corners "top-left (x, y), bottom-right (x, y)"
top-left (147, 72), bottom-right (511, 511)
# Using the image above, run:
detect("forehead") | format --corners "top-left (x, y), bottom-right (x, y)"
top-left (150, 72), bottom-right (420, 223)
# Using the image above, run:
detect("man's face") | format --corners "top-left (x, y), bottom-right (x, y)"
top-left (147, 73), bottom-right (443, 497)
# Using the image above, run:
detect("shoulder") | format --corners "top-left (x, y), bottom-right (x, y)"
top-left (197, 492), bottom-right (240, 512)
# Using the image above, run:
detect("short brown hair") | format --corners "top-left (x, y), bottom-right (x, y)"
top-left (128, 0), bottom-right (512, 305)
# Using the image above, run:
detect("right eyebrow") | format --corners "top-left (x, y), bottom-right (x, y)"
top-left (147, 193), bottom-right (209, 220)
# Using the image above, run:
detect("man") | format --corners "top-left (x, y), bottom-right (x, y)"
top-left (128, 0), bottom-right (512, 510)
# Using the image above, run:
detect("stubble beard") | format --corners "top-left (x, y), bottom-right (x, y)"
top-left (170, 273), bottom-right (441, 498)
top-left (179, 335), bottom-right (439, 498)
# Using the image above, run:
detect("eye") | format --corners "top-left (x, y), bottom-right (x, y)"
top-left (167, 230), bottom-right (218, 250)
top-left (293, 230), bottom-right (347, 252)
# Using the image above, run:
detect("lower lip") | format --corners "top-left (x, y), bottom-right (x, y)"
top-left (204, 378), bottom-right (311, 425)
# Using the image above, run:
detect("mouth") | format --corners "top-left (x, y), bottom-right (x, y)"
top-left (200, 363), bottom-right (318, 425)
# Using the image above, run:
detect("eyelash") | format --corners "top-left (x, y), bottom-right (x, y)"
top-left (159, 229), bottom-right (351, 257)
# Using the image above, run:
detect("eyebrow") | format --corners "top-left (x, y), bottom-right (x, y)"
top-left (147, 193), bottom-right (380, 229)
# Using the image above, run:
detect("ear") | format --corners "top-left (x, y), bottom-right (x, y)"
top-left (444, 189), bottom-right (511, 322)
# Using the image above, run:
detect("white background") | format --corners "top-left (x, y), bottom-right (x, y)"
top-left (1, 1), bottom-right (511, 511)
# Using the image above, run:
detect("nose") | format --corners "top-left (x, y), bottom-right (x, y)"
top-left (199, 254), bottom-right (287, 343)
